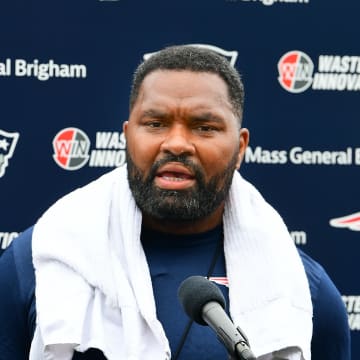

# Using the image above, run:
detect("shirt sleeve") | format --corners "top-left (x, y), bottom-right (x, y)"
top-left (311, 268), bottom-right (351, 359)
top-left (0, 226), bottom-right (36, 360)
top-left (299, 249), bottom-right (351, 360)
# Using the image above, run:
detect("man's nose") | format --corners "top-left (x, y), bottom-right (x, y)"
top-left (159, 124), bottom-right (195, 156)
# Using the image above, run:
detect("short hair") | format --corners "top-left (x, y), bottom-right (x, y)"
top-left (129, 45), bottom-right (245, 125)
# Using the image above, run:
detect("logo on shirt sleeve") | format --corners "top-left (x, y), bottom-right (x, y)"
top-left (209, 277), bottom-right (229, 287)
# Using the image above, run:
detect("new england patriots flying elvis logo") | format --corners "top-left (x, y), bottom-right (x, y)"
top-left (0, 129), bottom-right (19, 178)
top-left (330, 212), bottom-right (360, 231)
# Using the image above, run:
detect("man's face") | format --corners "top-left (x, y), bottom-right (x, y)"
top-left (124, 70), bottom-right (249, 223)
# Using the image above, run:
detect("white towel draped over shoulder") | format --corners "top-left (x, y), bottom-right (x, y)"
top-left (30, 165), bottom-right (312, 360)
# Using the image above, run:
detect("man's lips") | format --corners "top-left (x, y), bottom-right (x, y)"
top-left (155, 163), bottom-right (196, 190)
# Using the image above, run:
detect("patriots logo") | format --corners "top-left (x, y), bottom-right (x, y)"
top-left (0, 129), bottom-right (20, 178)
top-left (143, 44), bottom-right (238, 68)
top-left (329, 212), bottom-right (360, 231)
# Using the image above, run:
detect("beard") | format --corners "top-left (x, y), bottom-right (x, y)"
top-left (126, 149), bottom-right (239, 221)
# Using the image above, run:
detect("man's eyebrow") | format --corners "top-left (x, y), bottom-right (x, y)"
top-left (140, 109), bottom-right (225, 123)
top-left (141, 109), bottom-right (169, 119)
top-left (189, 112), bottom-right (225, 123)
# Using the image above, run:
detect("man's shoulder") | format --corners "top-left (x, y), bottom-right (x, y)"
top-left (12, 225), bottom-right (33, 253)
top-left (0, 226), bottom-right (36, 351)
top-left (10, 226), bottom-right (34, 270)
top-left (297, 249), bottom-right (351, 359)
top-left (297, 247), bottom-right (346, 307)
top-left (0, 226), bottom-right (35, 298)
top-left (297, 246), bottom-right (345, 306)
top-left (297, 248), bottom-right (351, 358)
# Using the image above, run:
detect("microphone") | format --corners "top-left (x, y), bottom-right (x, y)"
top-left (178, 275), bottom-right (256, 360)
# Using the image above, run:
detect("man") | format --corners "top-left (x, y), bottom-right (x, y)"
top-left (0, 45), bottom-right (350, 359)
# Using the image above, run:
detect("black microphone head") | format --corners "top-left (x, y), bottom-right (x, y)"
top-left (178, 275), bottom-right (226, 325)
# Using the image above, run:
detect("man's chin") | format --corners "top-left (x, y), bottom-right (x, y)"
top-left (153, 186), bottom-right (196, 198)
top-left (142, 198), bottom-right (200, 221)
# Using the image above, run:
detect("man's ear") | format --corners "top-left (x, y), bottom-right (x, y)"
top-left (236, 128), bottom-right (249, 169)
top-left (123, 121), bottom-right (129, 137)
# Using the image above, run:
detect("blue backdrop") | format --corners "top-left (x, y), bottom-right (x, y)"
top-left (1, 0), bottom-right (359, 357)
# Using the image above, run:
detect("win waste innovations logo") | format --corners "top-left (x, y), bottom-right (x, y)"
top-left (53, 128), bottom-right (90, 170)
top-left (278, 51), bottom-right (314, 93)
top-left (278, 50), bottom-right (360, 93)
top-left (52, 127), bottom-right (126, 170)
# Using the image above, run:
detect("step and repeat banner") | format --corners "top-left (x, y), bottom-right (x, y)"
top-left (1, 0), bottom-right (359, 357)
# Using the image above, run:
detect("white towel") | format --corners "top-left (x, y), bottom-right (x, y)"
top-left (31, 165), bottom-right (312, 360)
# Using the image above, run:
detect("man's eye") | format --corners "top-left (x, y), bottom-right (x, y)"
top-left (197, 125), bottom-right (215, 132)
top-left (146, 121), bottom-right (163, 128)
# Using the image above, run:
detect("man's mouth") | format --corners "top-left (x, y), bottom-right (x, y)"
top-left (155, 164), bottom-right (196, 190)
top-left (159, 171), bottom-right (193, 181)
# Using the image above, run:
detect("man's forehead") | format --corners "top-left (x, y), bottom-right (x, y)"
top-left (129, 70), bottom-right (236, 122)
top-left (138, 70), bottom-right (230, 100)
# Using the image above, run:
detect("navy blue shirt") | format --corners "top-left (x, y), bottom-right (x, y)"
top-left (0, 226), bottom-right (351, 359)
top-left (141, 225), bottom-right (229, 359)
